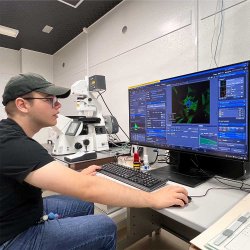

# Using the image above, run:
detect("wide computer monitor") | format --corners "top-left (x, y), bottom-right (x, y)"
top-left (128, 60), bottom-right (249, 187)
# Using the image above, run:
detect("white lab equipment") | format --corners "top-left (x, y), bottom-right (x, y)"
top-left (52, 75), bottom-right (118, 161)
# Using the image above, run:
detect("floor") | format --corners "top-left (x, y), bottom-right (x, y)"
top-left (118, 227), bottom-right (190, 250)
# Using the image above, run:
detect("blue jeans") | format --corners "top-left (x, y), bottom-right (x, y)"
top-left (1, 195), bottom-right (117, 250)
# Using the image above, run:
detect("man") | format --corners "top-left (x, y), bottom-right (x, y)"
top-left (0, 73), bottom-right (189, 249)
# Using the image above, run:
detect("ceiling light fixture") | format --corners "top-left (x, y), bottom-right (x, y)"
top-left (42, 25), bottom-right (53, 34)
top-left (57, 0), bottom-right (84, 8)
top-left (0, 25), bottom-right (19, 38)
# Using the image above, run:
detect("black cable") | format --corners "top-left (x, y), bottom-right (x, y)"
top-left (158, 161), bottom-right (250, 197)
top-left (97, 91), bottom-right (130, 140)
top-left (213, 0), bottom-right (224, 66)
top-left (209, 1), bottom-right (219, 68)
top-left (192, 155), bottom-right (250, 187)
top-left (97, 90), bottom-right (106, 99)
top-left (152, 151), bottom-right (250, 198)
top-left (213, 175), bottom-right (250, 189)
top-left (161, 154), bottom-right (249, 190)
top-left (149, 149), bottom-right (159, 165)
top-left (190, 187), bottom-right (250, 199)
top-left (107, 136), bottom-right (131, 150)
top-left (105, 128), bottom-right (123, 148)
top-left (191, 157), bottom-right (214, 178)
top-left (113, 133), bottom-right (121, 141)
top-left (189, 155), bottom-right (250, 195)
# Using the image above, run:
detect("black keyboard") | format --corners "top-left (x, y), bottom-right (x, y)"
top-left (99, 162), bottom-right (167, 192)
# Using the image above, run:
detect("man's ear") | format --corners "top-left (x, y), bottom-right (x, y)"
top-left (15, 98), bottom-right (30, 113)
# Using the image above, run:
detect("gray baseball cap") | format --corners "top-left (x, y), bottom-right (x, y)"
top-left (2, 72), bottom-right (71, 106)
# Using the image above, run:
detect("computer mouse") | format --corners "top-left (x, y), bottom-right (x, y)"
top-left (172, 196), bottom-right (192, 207)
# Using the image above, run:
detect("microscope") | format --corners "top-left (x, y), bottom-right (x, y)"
top-left (52, 75), bottom-right (118, 162)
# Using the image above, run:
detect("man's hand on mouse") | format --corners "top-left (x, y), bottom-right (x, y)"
top-left (149, 185), bottom-right (189, 209)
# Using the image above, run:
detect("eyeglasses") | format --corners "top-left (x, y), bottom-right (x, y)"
top-left (23, 96), bottom-right (59, 108)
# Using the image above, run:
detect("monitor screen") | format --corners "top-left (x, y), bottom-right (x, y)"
top-left (129, 61), bottom-right (249, 186)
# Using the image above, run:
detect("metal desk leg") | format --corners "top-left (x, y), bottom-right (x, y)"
top-left (117, 208), bottom-right (161, 249)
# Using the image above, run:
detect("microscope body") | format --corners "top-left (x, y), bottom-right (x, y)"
top-left (52, 76), bottom-right (110, 159)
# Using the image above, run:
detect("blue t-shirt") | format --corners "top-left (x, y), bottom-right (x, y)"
top-left (0, 118), bottom-right (54, 245)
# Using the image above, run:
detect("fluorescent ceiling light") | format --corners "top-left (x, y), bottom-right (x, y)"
top-left (42, 25), bottom-right (53, 34)
top-left (0, 25), bottom-right (19, 38)
top-left (57, 0), bottom-right (84, 8)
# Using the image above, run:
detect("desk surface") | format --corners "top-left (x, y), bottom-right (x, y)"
top-left (157, 177), bottom-right (249, 233)
top-left (51, 146), bottom-right (249, 243)
top-left (98, 166), bottom-right (249, 235)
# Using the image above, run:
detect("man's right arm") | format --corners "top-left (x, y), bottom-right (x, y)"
top-left (24, 160), bottom-right (189, 209)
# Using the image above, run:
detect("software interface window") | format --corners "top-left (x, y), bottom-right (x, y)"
top-left (129, 61), bottom-right (249, 162)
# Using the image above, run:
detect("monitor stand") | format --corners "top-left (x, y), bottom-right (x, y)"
top-left (149, 152), bottom-right (212, 187)
top-left (150, 165), bottom-right (210, 187)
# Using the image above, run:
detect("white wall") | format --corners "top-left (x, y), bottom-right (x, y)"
top-left (85, 0), bottom-right (250, 141)
top-left (2, 0), bottom-right (250, 143)
top-left (0, 47), bottom-right (20, 119)
top-left (53, 32), bottom-right (88, 116)
top-left (0, 48), bottom-right (53, 143)
top-left (54, 0), bottom-right (198, 141)
top-left (198, 0), bottom-right (250, 69)
top-left (20, 49), bottom-right (53, 81)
